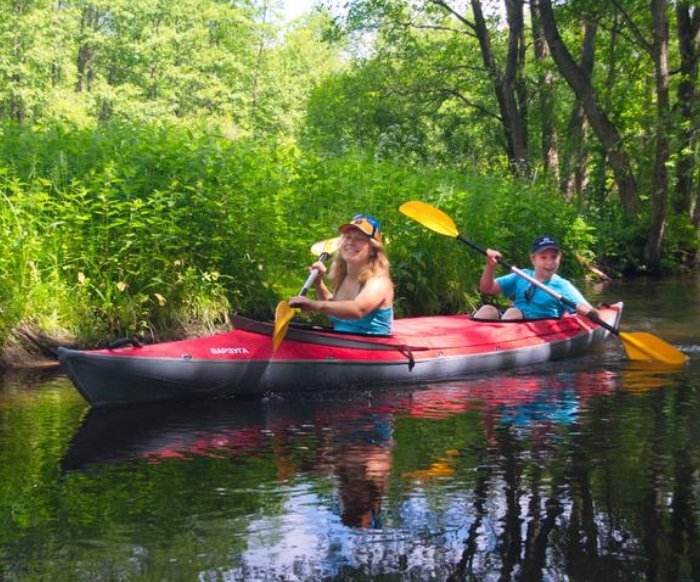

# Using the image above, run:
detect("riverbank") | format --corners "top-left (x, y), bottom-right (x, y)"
top-left (0, 327), bottom-right (70, 370)
top-left (0, 318), bottom-right (240, 371)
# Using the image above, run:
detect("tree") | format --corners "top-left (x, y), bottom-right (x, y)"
top-left (531, 0), bottom-right (560, 183)
top-left (539, 0), bottom-right (640, 216)
top-left (644, 0), bottom-right (671, 267)
top-left (421, 0), bottom-right (532, 174)
top-left (676, 1), bottom-right (700, 225)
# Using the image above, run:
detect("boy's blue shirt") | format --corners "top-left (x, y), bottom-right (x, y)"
top-left (496, 269), bottom-right (587, 319)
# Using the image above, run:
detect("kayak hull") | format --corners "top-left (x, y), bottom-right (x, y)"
top-left (59, 304), bottom-right (623, 407)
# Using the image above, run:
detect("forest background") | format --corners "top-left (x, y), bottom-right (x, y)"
top-left (0, 0), bottom-right (698, 361)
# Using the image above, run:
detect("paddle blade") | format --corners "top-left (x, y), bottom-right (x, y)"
top-left (619, 331), bottom-right (687, 365)
top-left (399, 201), bottom-right (459, 238)
top-left (311, 236), bottom-right (340, 256)
top-left (272, 301), bottom-right (297, 352)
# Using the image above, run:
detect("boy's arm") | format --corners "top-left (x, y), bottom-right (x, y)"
top-left (575, 303), bottom-right (600, 319)
top-left (479, 249), bottom-right (503, 296)
top-left (561, 278), bottom-right (600, 319)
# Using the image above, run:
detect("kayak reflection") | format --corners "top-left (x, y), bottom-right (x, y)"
top-left (62, 368), bottom-right (619, 534)
top-left (62, 394), bottom-right (399, 529)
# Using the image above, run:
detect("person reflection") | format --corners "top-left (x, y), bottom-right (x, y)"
top-left (332, 413), bottom-right (394, 529)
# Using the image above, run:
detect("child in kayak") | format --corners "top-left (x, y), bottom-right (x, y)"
top-left (474, 235), bottom-right (599, 320)
top-left (289, 214), bottom-right (394, 334)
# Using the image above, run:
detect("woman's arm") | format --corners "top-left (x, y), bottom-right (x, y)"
top-left (290, 276), bottom-right (392, 320)
top-left (309, 261), bottom-right (334, 301)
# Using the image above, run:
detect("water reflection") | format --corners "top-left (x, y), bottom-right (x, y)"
top-left (3, 280), bottom-right (700, 581)
top-left (64, 396), bottom-right (398, 529)
top-left (71, 359), bottom-right (700, 578)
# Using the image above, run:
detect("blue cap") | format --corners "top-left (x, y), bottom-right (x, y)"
top-left (531, 235), bottom-right (560, 254)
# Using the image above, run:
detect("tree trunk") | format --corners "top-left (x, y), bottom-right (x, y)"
top-left (694, 167), bottom-right (700, 229)
top-left (509, 0), bottom-right (529, 174)
top-left (562, 18), bottom-right (597, 200)
top-left (470, 0), bottom-right (529, 175)
top-left (643, 0), bottom-right (671, 270)
top-left (250, 0), bottom-right (268, 128)
top-left (539, 0), bottom-right (640, 215)
top-left (76, 4), bottom-right (99, 93)
top-left (530, 0), bottom-right (559, 183)
top-left (8, 2), bottom-right (26, 122)
top-left (675, 2), bottom-right (700, 218)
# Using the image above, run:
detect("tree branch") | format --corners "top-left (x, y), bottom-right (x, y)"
top-left (609, 0), bottom-right (653, 55)
top-left (428, 0), bottom-right (477, 33)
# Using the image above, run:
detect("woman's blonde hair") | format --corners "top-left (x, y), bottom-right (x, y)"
top-left (328, 237), bottom-right (391, 290)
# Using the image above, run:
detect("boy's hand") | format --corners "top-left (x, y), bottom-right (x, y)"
top-left (485, 248), bottom-right (502, 266)
top-left (576, 304), bottom-right (599, 319)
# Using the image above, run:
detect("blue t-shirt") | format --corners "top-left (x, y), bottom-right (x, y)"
top-left (329, 307), bottom-right (393, 335)
top-left (496, 270), bottom-right (587, 319)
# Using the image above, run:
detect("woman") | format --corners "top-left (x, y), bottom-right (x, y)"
top-left (289, 214), bottom-right (394, 335)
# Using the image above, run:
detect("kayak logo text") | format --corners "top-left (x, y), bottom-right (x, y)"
top-left (210, 347), bottom-right (251, 355)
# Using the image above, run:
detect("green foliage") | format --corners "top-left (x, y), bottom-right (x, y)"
top-left (303, 15), bottom-right (504, 169)
top-left (0, 121), bottom-right (605, 344)
top-left (0, 121), bottom-right (292, 344)
top-left (0, 0), bottom-right (696, 349)
top-left (0, 0), bottom-right (340, 135)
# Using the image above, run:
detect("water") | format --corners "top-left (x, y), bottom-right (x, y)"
top-left (2, 278), bottom-right (700, 581)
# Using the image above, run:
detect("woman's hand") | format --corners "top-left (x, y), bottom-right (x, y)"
top-left (288, 296), bottom-right (317, 312)
top-left (310, 261), bottom-right (327, 276)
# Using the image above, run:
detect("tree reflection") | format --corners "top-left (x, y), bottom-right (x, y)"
top-left (11, 363), bottom-right (696, 579)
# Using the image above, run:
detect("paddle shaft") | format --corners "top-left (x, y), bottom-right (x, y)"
top-left (457, 234), bottom-right (620, 336)
top-left (299, 251), bottom-right (330, 296)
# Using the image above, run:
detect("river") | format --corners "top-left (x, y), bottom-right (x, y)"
top-left (1, 277), bottom-right (700, 580)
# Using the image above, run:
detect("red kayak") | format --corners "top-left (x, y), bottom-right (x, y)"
top-left (58, 303), bottom-right (623, 407)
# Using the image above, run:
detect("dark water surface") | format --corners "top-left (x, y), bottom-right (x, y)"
top-left (2, 278), bottom-right (700, 581)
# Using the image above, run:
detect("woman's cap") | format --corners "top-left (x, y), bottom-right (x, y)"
top-left (339, 214), bottom-right (382, 242)
top-left (531, 235), bottom-right (560, 254)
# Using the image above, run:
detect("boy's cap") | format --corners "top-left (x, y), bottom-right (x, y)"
top-left (339, 214), bottom-right (382, 242)
top-left (531, 235), bottom-right (560, 254)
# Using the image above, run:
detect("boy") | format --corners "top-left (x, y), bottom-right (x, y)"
top-left (474, 235), bottom-right (599, 320)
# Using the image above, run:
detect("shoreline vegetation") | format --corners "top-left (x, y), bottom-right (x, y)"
top-left (0, 121), bottom-right (626, 371)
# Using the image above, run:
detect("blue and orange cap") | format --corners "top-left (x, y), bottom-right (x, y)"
top-left (339, 213), bottom-right (382, 243)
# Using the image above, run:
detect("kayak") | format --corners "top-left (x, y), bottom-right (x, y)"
top-left (58, 303), bottom-right (623, 407)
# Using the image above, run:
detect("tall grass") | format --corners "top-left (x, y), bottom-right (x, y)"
top-left (0, 120), bottom-right (598, 349)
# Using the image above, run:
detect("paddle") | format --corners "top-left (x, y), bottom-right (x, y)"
top-left (272, 236), bottom-right (341, 352)
top-left (399, 200), bottom-right (687, 365)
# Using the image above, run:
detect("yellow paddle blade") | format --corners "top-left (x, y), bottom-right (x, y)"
top-left (399, 201), bottom-right (459, 238)
top-left (311, 236), bottom-right (340, 256)
top-left (619, 331), bottom-right (687, 365)
top-left (272, 301), bottom-right (297, 352)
